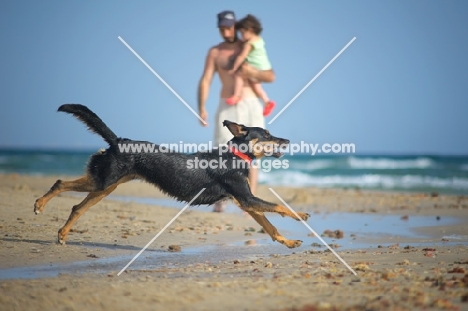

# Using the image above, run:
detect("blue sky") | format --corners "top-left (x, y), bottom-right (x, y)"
top-left (1, 1), bottom-right (467, 154)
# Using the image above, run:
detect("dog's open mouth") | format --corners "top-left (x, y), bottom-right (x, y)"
top-left (271, 142), bottom-right (289, 158)
top-left (272, 146), bottom-right (283, 158)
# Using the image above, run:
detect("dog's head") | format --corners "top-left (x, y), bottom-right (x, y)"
top-left (223, 120), bottom-right (289, 159)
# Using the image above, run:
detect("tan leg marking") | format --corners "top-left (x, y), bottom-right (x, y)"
top-left (272, 205), bottom-right (310, 221)
top-left (57, 183), bottom-right (118, 244)
top-left (56, 175), bottom-right (136, 244)
top-left (34, 175), bottom-right (95, 214)
top-left (246, 211), bottom-right (303, 248)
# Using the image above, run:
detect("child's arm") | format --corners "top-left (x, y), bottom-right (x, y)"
top-left (229, 41), bottom-right (253, 74)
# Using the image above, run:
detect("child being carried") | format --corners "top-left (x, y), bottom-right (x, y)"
top-left (226, 14), bottom-right (276, 117)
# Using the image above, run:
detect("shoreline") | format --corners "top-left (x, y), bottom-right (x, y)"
top-left (1, 173), bottom-right (468, 310)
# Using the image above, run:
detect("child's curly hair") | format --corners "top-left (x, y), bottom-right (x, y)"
top-left (235, 14), bottom-right (263, 35)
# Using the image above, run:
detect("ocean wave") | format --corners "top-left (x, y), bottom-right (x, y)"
top-left (461, 164), bottom-right (468, 171)
top-left (347, 156), bottom-right (435, 170)
top-left (259, 171), bottom-right (468, 191)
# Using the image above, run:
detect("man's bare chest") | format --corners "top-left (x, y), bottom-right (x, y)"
top-left (215, 49), bottom-right (239, 71)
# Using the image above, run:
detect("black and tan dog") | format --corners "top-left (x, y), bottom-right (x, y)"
top-left (34, 104), bottom-right (309, 248)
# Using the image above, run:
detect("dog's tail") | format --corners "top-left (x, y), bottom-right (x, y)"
top-left (58, 104), bottom-right (118, 146)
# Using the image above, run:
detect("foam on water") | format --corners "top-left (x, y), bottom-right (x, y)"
top-left (259, 171), bottom-right (468, 192)
top-left (347, 156), bottom-right (435, 169)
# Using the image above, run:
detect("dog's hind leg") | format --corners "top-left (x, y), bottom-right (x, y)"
top-left (246, 211), bottom-right (303, 249)
top-left (57, 183), bottom-right (118, 244)
top-left (34, 175), bottom-right (95, 214)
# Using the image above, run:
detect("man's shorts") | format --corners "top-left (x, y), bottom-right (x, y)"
top-left (214, 97), bottom-right (265, 146)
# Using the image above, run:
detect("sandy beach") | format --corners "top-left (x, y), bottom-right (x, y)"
top-left (1, 173), bottom-right (468, 310)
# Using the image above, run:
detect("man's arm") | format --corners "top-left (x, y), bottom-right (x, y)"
top-left (239, 63), bottom-right (275, 83)
top-left (197, 47), bottom-right (217, 126)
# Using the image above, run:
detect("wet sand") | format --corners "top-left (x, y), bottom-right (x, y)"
top-left (1, 173), bottom-right (468, 310)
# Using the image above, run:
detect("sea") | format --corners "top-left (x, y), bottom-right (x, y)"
top-left (1, 148), bottom-right (468, 196)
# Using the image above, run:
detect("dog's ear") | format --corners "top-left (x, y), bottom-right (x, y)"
top-left (223, 120), bottom-right (248, 137)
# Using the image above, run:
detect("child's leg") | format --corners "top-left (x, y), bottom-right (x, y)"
top-left (249, 80), bottom-right (269, 104)
top-left (249, 79), bottom-right (276, 117)
top-left (226, 73), bottom-right (244, 105)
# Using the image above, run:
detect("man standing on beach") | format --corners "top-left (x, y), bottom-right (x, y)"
top-left (198, 10), bottom-right (275, 212)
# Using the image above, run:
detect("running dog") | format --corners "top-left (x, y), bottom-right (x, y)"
top-left (34, 104), bottom-right (309, 248)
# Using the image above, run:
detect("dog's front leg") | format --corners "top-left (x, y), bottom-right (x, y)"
top-left (232, 191), bottom-right (309, 248)
top-left (244, 210), bottom-right (303, 249)
top-left (236, 195), bottom-right (310, 222)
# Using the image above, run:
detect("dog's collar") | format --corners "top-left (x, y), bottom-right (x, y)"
top-left (228, 146), bottom-right (253, 164)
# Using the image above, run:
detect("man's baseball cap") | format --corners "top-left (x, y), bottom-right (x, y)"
top-left (217, 10), bottom-right (236, 27)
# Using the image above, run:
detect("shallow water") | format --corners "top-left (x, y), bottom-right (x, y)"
top-left (111, 195), bottom-right (462, 235)
top-left (1, 196), bottom-right (466, 280)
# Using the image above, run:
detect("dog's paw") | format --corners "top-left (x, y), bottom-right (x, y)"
top-left (284, 239), bottom-right (302, 248)
top-left (57, 230), bottom-right (67, 245)
top-left (34, 198), bottom-right (44, 214)
top-left (297, 212), bottom-right (310, 221)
